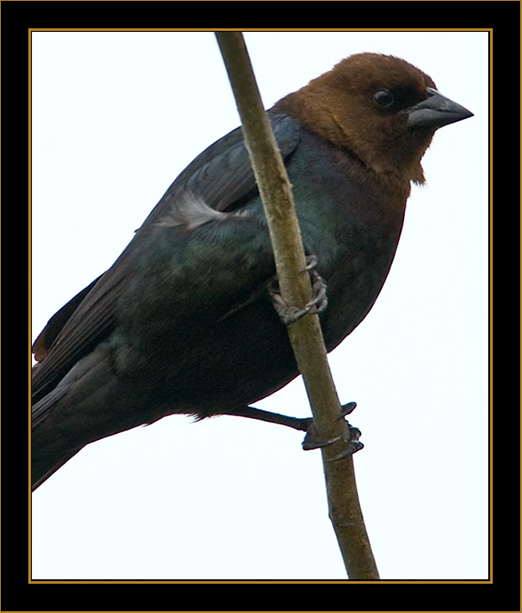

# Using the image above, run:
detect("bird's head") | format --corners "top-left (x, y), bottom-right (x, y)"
top-left (274, 53), bottom-right (473, 186)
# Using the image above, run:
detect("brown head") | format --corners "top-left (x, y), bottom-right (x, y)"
top-left (273, 53), bottom-right (472, 187)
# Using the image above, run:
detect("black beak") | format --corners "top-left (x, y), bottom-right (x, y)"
top-left (406, 87), bottom-right (474, 130)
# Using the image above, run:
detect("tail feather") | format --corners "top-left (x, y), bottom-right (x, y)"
top-left (31, 342), bottom-right (114, 490)
top-left (31, 445), bottom-right (82, 491)
top-left (31, 385), bottom-right (80, 490)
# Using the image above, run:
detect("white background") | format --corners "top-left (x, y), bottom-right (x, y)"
top-left (31, 30), bottom-right (489, 581)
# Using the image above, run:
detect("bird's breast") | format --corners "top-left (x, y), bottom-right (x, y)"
top-left (287, 132), bottom-right (408, 351)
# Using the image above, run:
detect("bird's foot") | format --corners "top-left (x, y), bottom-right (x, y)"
top-left (302, 401), bottom-right (364, 460)
top-left (219, 402), bottom-right (362, 461)
top-left (269, 255), bottom-right (328, 325)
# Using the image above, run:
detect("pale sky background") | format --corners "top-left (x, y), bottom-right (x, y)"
top-left (31, 30), bottom-right (489, 581)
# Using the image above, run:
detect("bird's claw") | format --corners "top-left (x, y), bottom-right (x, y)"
top-left (302, 402), bottom-right (364, 459)
top-left (325, 428), bottom-right (364, 462)
top-left (269, 255), bottom-right (328, 325)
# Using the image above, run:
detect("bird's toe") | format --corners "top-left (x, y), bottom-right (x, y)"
top-left (268, 254), bottom-right (328, 325)
top-left (301, 401), bottom-right (363, 458)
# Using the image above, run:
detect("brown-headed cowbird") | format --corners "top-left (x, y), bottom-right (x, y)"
top-left (31, 53), bottom-right (472, 489)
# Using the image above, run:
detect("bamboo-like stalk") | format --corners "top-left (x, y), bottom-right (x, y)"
top-left (215, 31), bottom-right (379, 580)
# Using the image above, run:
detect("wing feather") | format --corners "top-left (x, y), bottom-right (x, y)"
top-left (32, 113), bottom-right (301, 400)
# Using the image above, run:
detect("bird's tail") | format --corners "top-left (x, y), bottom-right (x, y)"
top-left (31, 443), bottom-right (82, 491)
top-left (31, 389), bottom-right (83, 491)
top-left (31, 341), bottom-right (137, 490)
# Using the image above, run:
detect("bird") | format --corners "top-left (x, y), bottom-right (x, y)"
top-left (31, 52), bottom-right (473, 490)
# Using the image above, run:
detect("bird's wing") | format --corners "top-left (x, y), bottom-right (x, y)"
top-left (32, 113), bottom-right (301, 401)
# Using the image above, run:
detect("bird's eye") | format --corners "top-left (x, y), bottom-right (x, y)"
top-left (373, 89), bottom-right (394, 108)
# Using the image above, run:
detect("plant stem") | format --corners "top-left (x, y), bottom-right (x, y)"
top-left (215, 31), bottom-right (379, 580)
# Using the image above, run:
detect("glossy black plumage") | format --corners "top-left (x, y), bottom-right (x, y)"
top-left (31, 53), bottom-right (472, 489)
